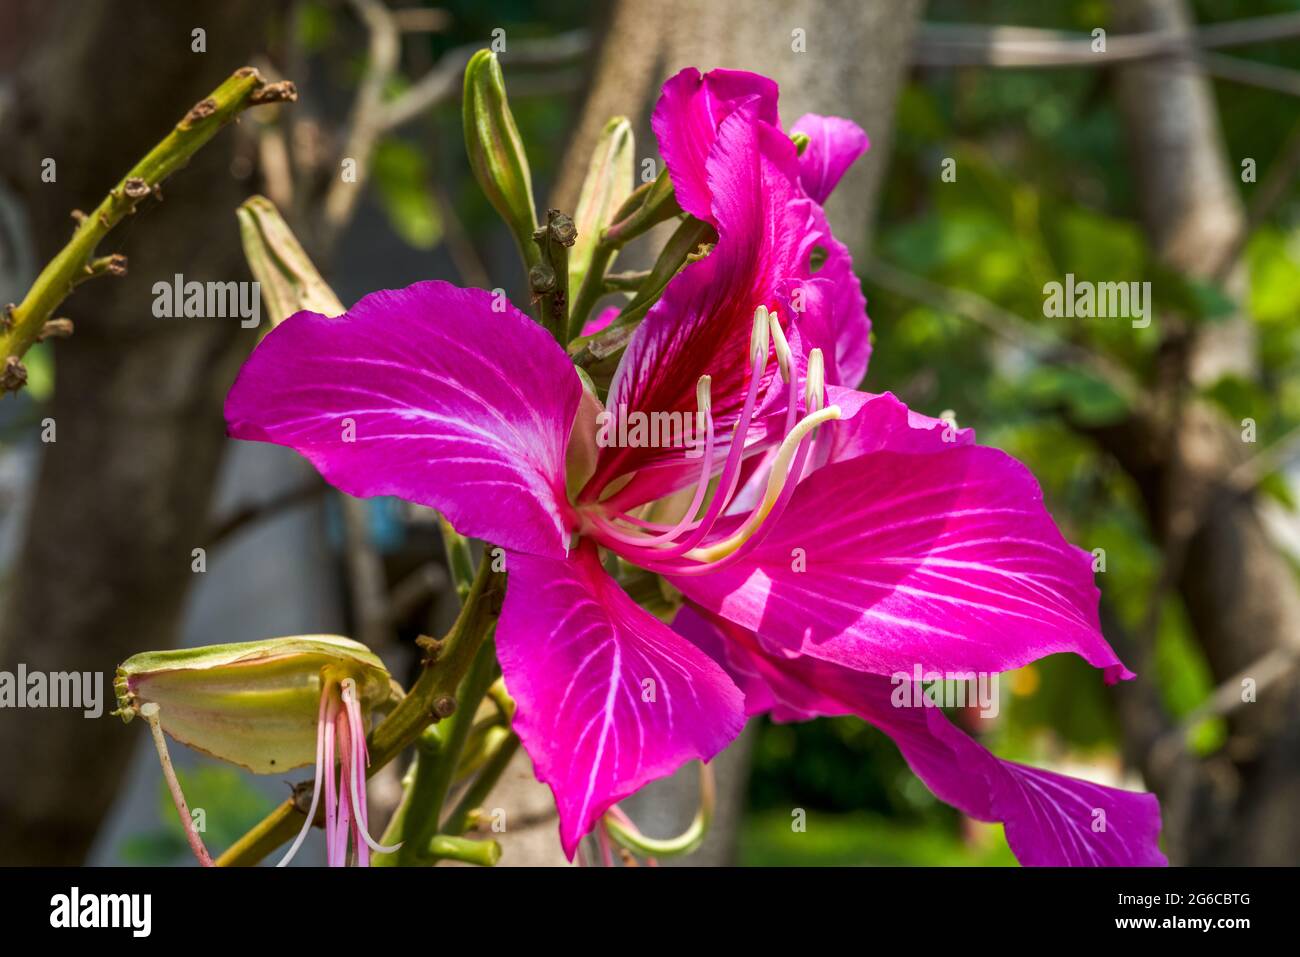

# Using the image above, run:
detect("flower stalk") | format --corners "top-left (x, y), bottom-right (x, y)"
top-left (531, 209), bottom-right (578, 342)
top-left (0, 68), bottom-right (296, 391)
top-left (565, 167), bottom-right (681, 340)
top-left (391, 635), bottom-right (499, 865)
top-left (139, 703), bottom-right (215, 867)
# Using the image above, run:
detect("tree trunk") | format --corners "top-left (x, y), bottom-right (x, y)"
top-left (0, 0), bottom-right (277, 864)
top-left (554, 0), bottom-right (921, 258)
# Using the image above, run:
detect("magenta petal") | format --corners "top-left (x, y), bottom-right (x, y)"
top-left (825, 389), bottom-right (975, 460)
top-left (652, 67), bottom-right (780, 223)
top-left (790, 114), bottom-right (869, 205)
top-left (797, 204), bottom-right (871, 386)
top-left (225, 281), bottom-right (580, 558)
top-left (497, 545), bottom-right (745, 858)
top-left (907, 711), bottom-right (1167, 866)
top-left (581, 305), bottom-right (620, 338)
top-left (587, 104), bottom-right (809, 505)
top-left (670, 397), bottom-right (1130, 682)
top-left (674, 606), bottom-right (1166, 866)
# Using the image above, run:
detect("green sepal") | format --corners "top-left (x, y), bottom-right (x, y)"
top-left (115, 635), bottom-right (397, 775)
top-left (236, 196), bottom-right (345, 325)
top-left (570, 116), bottom-right (634, 291)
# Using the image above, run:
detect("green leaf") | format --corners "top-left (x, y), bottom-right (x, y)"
top-left (373, 139), bottom-right (443, 250)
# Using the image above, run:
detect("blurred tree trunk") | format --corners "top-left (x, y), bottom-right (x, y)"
top-left (0, 0), bottom-right (277, 864)
top-left (555, 0), bottom-right (920, 258)
top-left (1106, 0), bottom-right (1300, 865)
top-left (515, 0), bottom-right (922, 865)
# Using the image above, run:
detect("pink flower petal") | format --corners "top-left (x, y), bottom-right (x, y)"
top-left (652, 67), bottom-right (780, 223)
top-left (676, 606), bottom-right (1166, 866)
top-left (790, 114), bottom-right (870, 205)
top-left (581, 306), bottom-right (621, 338)
top-left (497, 544), bottom-right (745, 858)
top-left (225, 281), bottom-right (580, 558)
top-left (586, 103), bottom-right (812, 507)
top-left (670, 393), bottom-right (1131, 682)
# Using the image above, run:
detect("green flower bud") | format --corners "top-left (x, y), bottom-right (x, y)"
top-left (463, 49), bottom-right (539, 268)
top-left (569, 117), bottom-right (634, 292)
top-left (236, 196), bottom-right (345, 325)
top-left (115, 635), bottom-right (397, 774)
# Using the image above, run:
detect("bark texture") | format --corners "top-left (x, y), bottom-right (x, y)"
top-left (0, 0), bottom-right (277, 864)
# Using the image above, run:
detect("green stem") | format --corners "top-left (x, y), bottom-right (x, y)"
top-left (438, 517), bottom-right (476, 603)
top-left (428, 835), bottom-right (501, 866)
top-left (215, 555), bottom-right (505, 866)
top-left (371, 726), bottom-right (443, 867)
top-left (442, 731), bottom-right (521, 836)
top-left (531, 209), bottom-right (576, 342)
top-left (565, 171), bottom-right (683, 341)
top-left (0, 68), bottom-right (295, 384)
top-left (396, 636), bottom-right (499, 865)
top-left (567, 241), bottom-right (615, 341)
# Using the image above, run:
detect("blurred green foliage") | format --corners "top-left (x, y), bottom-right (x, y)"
top-left (749, 0), bottom-right (1300, 863)
top-left (121, 766), bottom-right (272, 866)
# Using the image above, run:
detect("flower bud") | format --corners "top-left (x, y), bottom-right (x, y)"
top-left (115, 635), bottom-right (397, 774)
top-left (603, 166), bottom-right (681, 248)
top-left (570, 116), bottom-right (634, 291)
top-left (237, 196), bottom-right (345, 325)
top-left (463, 49), bottom-right (539, 268)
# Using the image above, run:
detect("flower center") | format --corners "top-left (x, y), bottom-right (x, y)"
top-left (588, 306), bottom-right (840, 574)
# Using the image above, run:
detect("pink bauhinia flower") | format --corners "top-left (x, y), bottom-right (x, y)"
top-left (225, 68), bottom-right (1162, 863)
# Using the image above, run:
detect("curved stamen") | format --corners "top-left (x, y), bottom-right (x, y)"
top-left (323, 695), bottom-right (341, 866)
top-left (632, 351), bottom-right (834, 577)
top-left (599, 307), bottom-right (773, 561)
top-left (276, 677), bottom-right (334, 867)
top-left (670, 407), bottom-right (830, 576)
top-left (672, 349), bottom-right (834, 573)
top-left (679, 403), bottom-right (840, 566)
top-left (588, 376), bottom-right (717, 548)
top-left (340, 678), bottom-right (403, 857)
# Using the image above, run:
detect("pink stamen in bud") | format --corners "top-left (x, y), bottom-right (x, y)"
top-left (342, 678), bottom-right (401, 857)
top-left (592, 328), bottom-right (839, 578)
top-left (277, 675), bottom-right (400, 867)
top-left (592, 375), bottom-right (716, 548)
top-left (276, 680), bottom-right (334, 867)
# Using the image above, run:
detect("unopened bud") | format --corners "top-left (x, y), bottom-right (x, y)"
top-left (463, 50), bottom-right (539, 267)
top-left (570, 116), bottom-right (633, 289)
top-left (237, 196), bottom-right (344, 324)
top-left (115, 635), bottom-right (395, 774)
